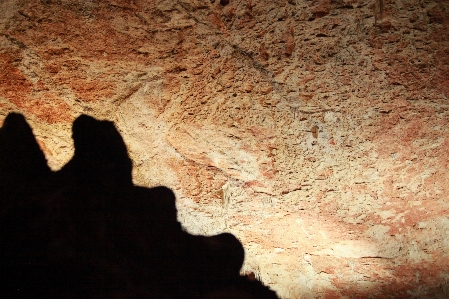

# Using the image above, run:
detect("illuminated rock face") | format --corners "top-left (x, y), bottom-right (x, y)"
top-left (1, 0), bottom-right (449, 297)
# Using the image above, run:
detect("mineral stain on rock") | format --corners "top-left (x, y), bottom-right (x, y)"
top-left (1, 0), bottom-right (449, 298)
top-left (311, 125), bottom-right (319, 138)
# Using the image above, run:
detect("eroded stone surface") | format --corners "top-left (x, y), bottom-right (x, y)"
top-left (1, 0), bottom-right (449, 297)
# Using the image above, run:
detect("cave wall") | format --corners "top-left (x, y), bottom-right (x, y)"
top-left (1, 0), bottom-right (449, 298)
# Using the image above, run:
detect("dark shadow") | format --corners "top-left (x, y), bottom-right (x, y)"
top-left (0, 113), bottom-right (278, 299)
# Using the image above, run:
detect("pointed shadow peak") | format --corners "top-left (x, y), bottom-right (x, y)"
top-left (0, 113), bottom-right (51, 193)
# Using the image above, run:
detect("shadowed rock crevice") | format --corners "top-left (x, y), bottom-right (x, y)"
top-left (0, 113), bottom-right (278, 299)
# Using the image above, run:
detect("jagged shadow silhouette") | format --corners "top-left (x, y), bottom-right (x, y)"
top-left (0, 113), bottom-right (278, 299)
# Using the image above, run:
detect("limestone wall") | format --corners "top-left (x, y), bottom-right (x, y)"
top-left (1, 0), bottom-right (449, 297)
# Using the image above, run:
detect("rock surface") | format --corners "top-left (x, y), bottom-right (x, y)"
top-left (1, 0), bottom-right (449, 298)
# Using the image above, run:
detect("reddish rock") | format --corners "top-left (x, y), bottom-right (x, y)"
top-left (260, 44), bottom-right (269, 60)
top-left (1, 0), bottom-right (449, 298)
top-left (427, 3), bottom-right (448, 24)
top-left (282, 26), bottom-right (295, 56)
top-left (376, 20), bottom-right (392, 33)
top-left (312, 0), bottom-right (331, 19)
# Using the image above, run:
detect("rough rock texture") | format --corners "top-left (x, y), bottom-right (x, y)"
top-left (1, 0), bottom-right (449, 298)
